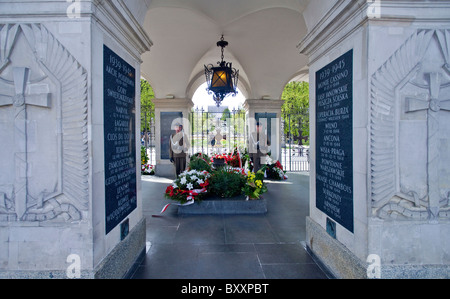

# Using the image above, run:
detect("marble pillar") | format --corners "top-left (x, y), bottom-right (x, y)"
top-left (153, 98), bottom-right (194, 178)
top-left (299, 0), bottom-right (450, 279)
top-left (243, 99), bottom-right (283, 162)
top-left (0, 0), bottom-right (152, 278)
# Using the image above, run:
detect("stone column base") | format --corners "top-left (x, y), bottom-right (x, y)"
top-left (0, 218), bottom-right (146, 279)
top-left (306, 217), bottom-right (366, 279)
top-left (306, 217), bottom-right (450, 279)
top-left (155, 163), bottom-right (176, 179)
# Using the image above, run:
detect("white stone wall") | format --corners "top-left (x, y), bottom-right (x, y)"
top-left (301, 0), bottom-right (450, 278)
top-left (0, 0), bottom-right (151, 277)
top-left (300, 0), bottom-right (370, 264)
top-left (367, 11), bottom-right (450, 275)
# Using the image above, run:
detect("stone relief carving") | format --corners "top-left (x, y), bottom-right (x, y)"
top-left (0, 23), bottom-right (89, 222)
top-left (370, 29), bottom-right (450, 220)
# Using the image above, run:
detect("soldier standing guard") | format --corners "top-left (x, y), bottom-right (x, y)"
top-left (249, 121), bottom-right (270, 172)
top-left (169, 123), bottom-right (190, 176)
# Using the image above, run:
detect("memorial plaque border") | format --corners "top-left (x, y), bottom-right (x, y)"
top-left (103, 45), bottom-right (137, 235)
top-left (315, 50), bottom-right (354, 233)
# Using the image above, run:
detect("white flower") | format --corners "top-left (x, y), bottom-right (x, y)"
top-left (197, 178), bottom-right (204, 185)
top-left (180, 177), bottom-right (187, 185)
top-left (191, 175), bottom-right (199, 181)
top-left (186, 183), bottom-right (194, 190)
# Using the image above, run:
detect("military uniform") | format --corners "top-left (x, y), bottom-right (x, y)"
top-left (249, 130), bottom-right (270, 172)
top-left (170, 130), bottom-right (190, 176)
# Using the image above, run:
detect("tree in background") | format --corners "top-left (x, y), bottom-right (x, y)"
top-left (281, 81), bottom-right (309, 145)
top-left (141, 79), bottom-right (155, 133)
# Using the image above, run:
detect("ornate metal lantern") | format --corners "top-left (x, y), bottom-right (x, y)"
top-left (204, 35), bottom-right (239, 107)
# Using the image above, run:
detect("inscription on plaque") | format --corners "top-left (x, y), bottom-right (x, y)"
top-left (315, 50), bottom-right (354, 233)
top-left (103, 45), bottom-right (137, 234)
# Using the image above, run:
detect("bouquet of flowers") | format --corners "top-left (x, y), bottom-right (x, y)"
top-left (141, 164), bottom-right (155, 175)
top-left (211, 148), bottom-right (243, 168)
top-left (263, 156), bottom-right (288, 180)
top-left (211, 153), bottom-right (225, 161)
top-left (165, 169), bottom-right (211, 204)
top-left (242, 170), bottom-right (267, 200)
top-left (226, 147), bottom-right (243, 168)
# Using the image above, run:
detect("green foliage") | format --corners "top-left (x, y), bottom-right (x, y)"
top-left (188, 154), bottom-right (212, 173)
top-left (220, 108), bottom-right (231, 121)
top-left (141, 79), bottom-right (155, 132)
top-left (281, 81), bottom-right (310, 144)
top-left (141, 146), bottom-right (148, 165)
top-left (209, 168), bottom-right (246, 198)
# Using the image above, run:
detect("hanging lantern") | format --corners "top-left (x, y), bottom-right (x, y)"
top-left (204, 35), bottom-right (239, 107)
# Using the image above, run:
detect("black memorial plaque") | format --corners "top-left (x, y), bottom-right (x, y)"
top-left (255, 113), bottom-right (277, 140)
top-left (315, 50), bottom-right (354, 233)
top-left (103, 45), bottom-right (137, 235)
top-left (160, 112), bottom-right (183, 160)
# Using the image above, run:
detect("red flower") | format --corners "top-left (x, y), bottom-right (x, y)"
top-left (200, 179), bottom-right (209, 188)
top-left (275, 161), bottom-right (283, 170)
top-left (165, 186), bottom-right (174, 197)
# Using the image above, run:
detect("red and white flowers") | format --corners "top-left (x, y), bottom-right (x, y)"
top-left (164, 169), bottom-right (211, 204)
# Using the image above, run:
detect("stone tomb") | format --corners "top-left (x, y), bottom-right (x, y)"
top-left (177, 196), bottom-right (268, 215)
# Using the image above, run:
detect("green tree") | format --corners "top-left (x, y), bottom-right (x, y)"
top-left (141, 79), bottom-right (155, 132)
top-left (281, 81), bottom-right (310, 145)
top-left (220, 108), bottom-right (231, 121)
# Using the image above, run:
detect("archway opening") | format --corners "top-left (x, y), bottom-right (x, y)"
top-left (192, 82), bottom-right (246, 111)
top-left (190, 82), bottom-right (247, 156)
top-left (280, 80), bottom-right (310, 172)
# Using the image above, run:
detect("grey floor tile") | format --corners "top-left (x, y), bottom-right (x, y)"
top-left (195, 252), bottom-right (265, 279)
top-left (255, 243), bottom-right (314, 264)
top-left (198, 243), bottom-right (256, 253)
top-left (262, 263), bottom-right (328, 279)
top-left (134, 243), bottom-right (200, 279)
top-left (174, 215), bottom-right (226, 244)
top-left (223, 215), bottom-right (278, 244)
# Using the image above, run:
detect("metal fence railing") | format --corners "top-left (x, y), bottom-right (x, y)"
top-left (142, 111), bottom-right (310, 173)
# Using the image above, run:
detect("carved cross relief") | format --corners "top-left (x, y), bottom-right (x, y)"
top-left (0, 23), bottom-right (89, 222)
top-left (370, 29), bottom-right (450, 220)
top-left (0, 67), bottom-right (51, 219)
top-left (404, 72), bottom-right (450, 218)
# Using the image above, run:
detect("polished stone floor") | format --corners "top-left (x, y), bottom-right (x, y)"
top-left (131, 172), bottom-right (329, 279)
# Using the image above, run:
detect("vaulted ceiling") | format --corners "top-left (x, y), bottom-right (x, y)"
top-left (140, 0), bottom-right (310, 100)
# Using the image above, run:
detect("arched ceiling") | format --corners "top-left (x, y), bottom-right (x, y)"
top-left (141, 0), bottom-right (310, 100)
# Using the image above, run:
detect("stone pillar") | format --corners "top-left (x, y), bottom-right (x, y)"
top-left (299, 0), bottom-right (450, 278)
top-left (243, 99), bottom-right (283, 162)
top-left (153, 98), bottom-right (194, 178)
top-left (0, 0), bottom-right (151, 278)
